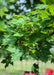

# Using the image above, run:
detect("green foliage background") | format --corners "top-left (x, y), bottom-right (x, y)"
top-left (0, 0), bottom-right (54, 74)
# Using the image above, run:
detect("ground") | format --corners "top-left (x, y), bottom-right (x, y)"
top-left (0, 59), bottom-right (54, 75)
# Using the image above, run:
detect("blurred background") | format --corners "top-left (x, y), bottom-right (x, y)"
top-left (0, 0), bottom-right (54, 75)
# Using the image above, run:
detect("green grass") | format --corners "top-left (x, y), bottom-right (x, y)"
top-left (0, 59), bottom-right (54, 75)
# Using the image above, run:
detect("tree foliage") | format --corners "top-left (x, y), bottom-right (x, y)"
top-left (0, 0), bottom-right (54, 74)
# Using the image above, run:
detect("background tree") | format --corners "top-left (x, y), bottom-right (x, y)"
top-left (0, 0), bottom-right (42, 58)
top-left (0, 0), bottom-right (54, 75)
